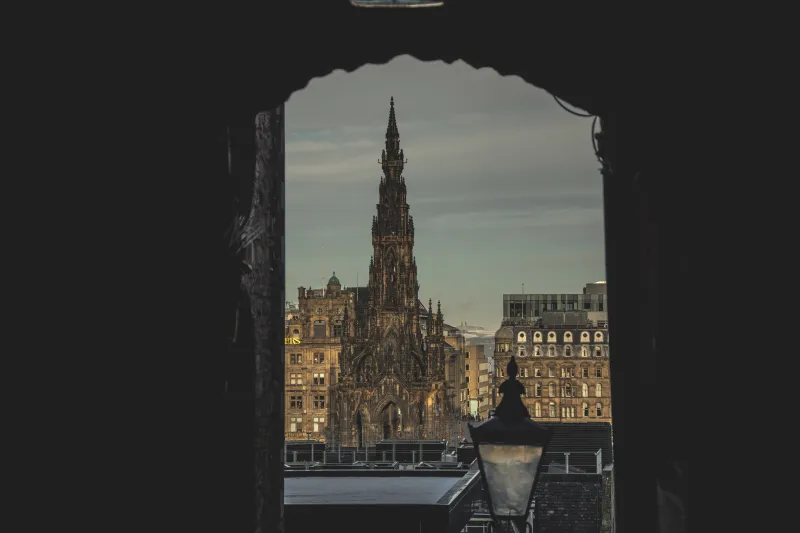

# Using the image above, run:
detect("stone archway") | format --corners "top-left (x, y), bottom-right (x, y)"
top-left (379, 401), bottom-right (402, 439)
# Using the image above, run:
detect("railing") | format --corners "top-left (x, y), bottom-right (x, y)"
top-left (542, 449), bottom-right (604, 474)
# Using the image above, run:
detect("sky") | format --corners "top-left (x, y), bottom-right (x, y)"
top-left (285, 55), bottom-right (606, 333)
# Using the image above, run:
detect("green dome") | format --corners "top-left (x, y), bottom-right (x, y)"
top-left (328, 272), bottom-right (341, 286)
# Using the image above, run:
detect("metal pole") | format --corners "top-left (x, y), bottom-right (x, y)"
top-left (311, 443), bottom-right (315, 463)
top-left (564, 452), bottom-right (570, 474)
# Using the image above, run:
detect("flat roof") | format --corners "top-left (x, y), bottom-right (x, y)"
top-left (285, 476), bottom-right (460, 505)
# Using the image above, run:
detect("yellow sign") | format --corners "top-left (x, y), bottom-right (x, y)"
top-left (284, 338), bottom-right (301, 345)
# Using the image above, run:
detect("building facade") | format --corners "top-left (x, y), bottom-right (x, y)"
top-left (325, 98), bottom-right (455, 447)
top-left (502, 281), bottom-right (608, 325)
top-left (284, 275), bottom-right (356, 441)
top-left (493, 282), bottom-right (612, 423)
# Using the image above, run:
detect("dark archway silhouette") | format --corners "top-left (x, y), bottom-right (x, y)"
top-left (126, 3), bottom-right (687, 533)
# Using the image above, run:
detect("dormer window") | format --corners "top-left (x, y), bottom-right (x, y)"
top-left (594, 331), bottom-right (604, 342)
top-left (517, 331), bottom-right (527, 343)
top-left (547, 331), bottom-right (556, 342)
top-left (581, 331), bottom-right (590, 342)
top-left (533, 332), bottom-right (542, 342)
top-left (564, 332), bottom-right (573, 342)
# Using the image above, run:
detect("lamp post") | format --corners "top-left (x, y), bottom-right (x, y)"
top-left (469, 356), bottom-right (552, 533)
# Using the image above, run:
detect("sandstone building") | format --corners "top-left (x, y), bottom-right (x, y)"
top-left (492, 282), bottom-right (612, 423)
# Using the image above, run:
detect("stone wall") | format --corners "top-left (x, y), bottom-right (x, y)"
top-left (534, 474), bottom-right (603, 533)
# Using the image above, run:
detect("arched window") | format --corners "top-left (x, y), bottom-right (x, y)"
top-left (535, 383), bottom-right (542, 396)
top-left (548, 366), bottom-right (555, 378)
top-left (595, 331), bottom-right (604, 342)
top-left (549, 403), bottom-right (557, 417)
top-left (596, 403), bottom-right (603, 417)
top-left (292, 328), bottom-right (300, 339)
top-left (581, 331), bottom-right (590, 342)
top-left (564, 346), bottom-right (572, 357)
top-left (547, 331), bottom-right (556, 342)
top-left (549, 383), bottom-right (556, 397)
top-left (519, 346), bottom-right (526, 357)
top-left (581, 346), bottom-right (589, 357)
top-left (595, 346), bottom-right (602, 357)
top-left (582, 383), bottom-right (589, 397)
top-left (517, 331), bottom-right (527, 343)
top-left (583, 402), bottom-right (589, 417)
top-left (565, 383), bottom-right (572, 397)
top-left (564, 332), bottom-right (573, 342)
top-left (595, 383), bottom-right (602, 397)
top-left (313, 320), bottom-right (327, 337)
top-left (534, 332), bottom-right (542, 342)
top-left (548, 346), bottom-right (555, 357)
top-left (333, 320), bottom-right (343, 337)
top-left (534, 346), bottom-right (542, 357)
top-left (534, 366), bottom-right (542, 377)
top-left (535, 402), bottom-right (541, 417)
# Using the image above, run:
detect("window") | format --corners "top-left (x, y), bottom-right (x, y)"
top-left (313, 395), bottom-right (325, 409)
top-left (550, 302), bottom-right (557, 311)
top-left (564, 346), bottom-right (572, 357)
top-left (290, 395), bottom-right (303, 409)
top-left (534, 367), bottom-right (542, 377)
top-left (583, 403), bottom-right (589, 417)
top-left (289, 373), bottom-right (303, 385)
top-left (290, 353), bottom-right (302, 365)
top-left (465, 364), bottom-right (470, 371)
top-left (581, 346), bottom-right (589, 357)
top-left (518, 331), bottom-right (527, 342)
top-left (465, 376), bottom-right (470, 384)
top-left (564, 383), bottom-right (572, 397)
top-left (595, 346), bottom-right (602, 357)
top-left (535, 402), bottom-right (541, 417)
top-left (561, 367), bottom-right (574, 378)
top-left (534, 346), bottom-right (542, 357)
top-left (519, 346), bottom-right (526, 357)
top-left (595, 383), bottom-right (602, 397)
top-left (548, 346), bottom-right (555, 357)
top-left (582, 383), bottom-right (589, 397)
top-left (549, 383), bottom-right (556, 397)
top-left (497, 367), bottom-right (504, 378)
top-left (290, 416), bottom-right (303, 432)
top-left (534, 332), bottom-right (542, 342)
top-left (535, 383), bottom-right (542, 396)
top-left (520, 367), bottom-right (528, 378)
top-left (596, 403), bottom-right (603, 417)
top-left (564, 332), bottom-right (573, 342)
top-left (595, 367), bottom-right (602, 378)
top-left (581, 331), bottom-right (590, 342)
top-left (562, 406), bottom-right (576, 418)
top-left (314, 352), bottom-right (325, 364)
top-left (549, 403), bottom-right (556, 417)
top-left (313, 320), bottom-right (327, 337)
top-left (313, 416), bottom-right (325, 432)
top-left (333, 320), bottom-right (343, 337)
top-left (548, 366), bottom-right (555, 378)
top-left (313, 373), bottom-right (325, 385)
top-left (547, 331), bottom-right (556, 342)
top-left (595, 331), bottom-right (604, 342)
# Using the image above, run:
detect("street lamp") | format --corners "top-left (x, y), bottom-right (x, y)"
top-left (469, 356), bottom-right (552, 532)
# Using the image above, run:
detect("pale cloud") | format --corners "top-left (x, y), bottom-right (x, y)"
top-left (285, 55), bottom-right (605, 332)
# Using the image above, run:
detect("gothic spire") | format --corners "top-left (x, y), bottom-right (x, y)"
top-left (386, 96), bottom-right (399, 142)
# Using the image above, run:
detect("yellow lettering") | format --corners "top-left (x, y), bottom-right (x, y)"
top-left (284, 338), bottom-right (301, 345)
